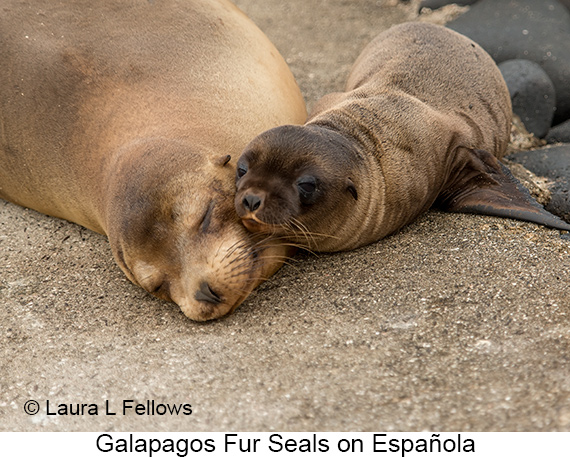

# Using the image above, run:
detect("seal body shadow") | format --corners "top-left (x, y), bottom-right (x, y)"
top-left (0, 0), bottom-right (307, 320)
top-left (235, 22), bottom-right (570, 252)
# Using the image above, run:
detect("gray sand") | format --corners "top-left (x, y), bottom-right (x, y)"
top-left (1, 0), bottom-right (569, 432)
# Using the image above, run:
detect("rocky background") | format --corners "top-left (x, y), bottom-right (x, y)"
top-left (425, 0), bottom-right (570, 221)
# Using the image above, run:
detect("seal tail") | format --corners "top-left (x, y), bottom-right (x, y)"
top-left (436, 148), bottom-right (570, 232)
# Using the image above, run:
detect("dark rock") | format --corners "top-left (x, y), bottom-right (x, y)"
top-left (560, 0), bottom-right (570, 11)
top-left (546, 120), bottom-right (570, 144)
top-left (448, 0), bottom-right (570, 125)
top-left (419, 0), bottom-right (479, 10)
top-left (499, 59), bottom-right (556, 138)
top-left (507, 145), bottom-right (570, 223)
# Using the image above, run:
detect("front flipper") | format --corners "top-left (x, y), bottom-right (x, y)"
top-left (436, 148), bottom-right (570, 231)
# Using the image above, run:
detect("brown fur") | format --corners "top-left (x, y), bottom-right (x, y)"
top-left (235, 22), bottom-right (569, 252)
top-left (0, 0), bottom-right (307, 320)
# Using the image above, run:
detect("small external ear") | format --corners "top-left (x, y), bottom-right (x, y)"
top-left (214, 154), bottom-right (231, 167)
top-left (346, 177), bottom-right (358, 201)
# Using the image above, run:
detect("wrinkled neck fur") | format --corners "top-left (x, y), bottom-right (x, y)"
top-left (308, 106), bottom-right (384, 165)
top-left (306, 117), bottom-right (389, 251)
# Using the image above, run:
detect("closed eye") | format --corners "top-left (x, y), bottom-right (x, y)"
top-left (200, 200), bottom-right (215, 233)
top-left (151, 280), bottom-right (171, 300)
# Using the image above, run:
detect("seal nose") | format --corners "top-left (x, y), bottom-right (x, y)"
top-left (242, 194), bottom-right (262, 212)
top-left (194, 281), bottom-right (222, 305)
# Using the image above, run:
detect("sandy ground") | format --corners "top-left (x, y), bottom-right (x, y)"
top-left (1, 0), bottom-right (570, 432)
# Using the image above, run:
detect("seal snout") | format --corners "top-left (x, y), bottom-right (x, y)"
top-left (242, 194), bottom-right (263, 212)
top-left (236, 194), bottom-right (271, 233)
top-left (236, 188), bottom-right (272, 233)
top-left (194, 281), bottom-right (222, 305)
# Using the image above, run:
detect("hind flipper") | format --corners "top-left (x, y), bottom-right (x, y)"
top-left (436, 148), bottom-right (570, 231)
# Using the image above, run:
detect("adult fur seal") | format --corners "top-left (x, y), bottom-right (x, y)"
top-left (0, 0), bottom-right (307, 321)
top-left (235, 22), bottom-right (570, 252)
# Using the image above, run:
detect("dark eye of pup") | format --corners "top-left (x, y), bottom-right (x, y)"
top-left (297, 176), bottom-right (317, 203)
top-left (236, 162), bottom-right (248, 179)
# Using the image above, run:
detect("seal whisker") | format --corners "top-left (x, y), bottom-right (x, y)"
top-left (289, 218), bottom-right (340, 241)
top-left (244, 231), bottom-right (319, 257)
top-left (288, 218), bottom-right (316, 248)
top-left (254, 256), bottom-right (299, 269)
top-left (220, 238), bottom-right (252, 262)
top-left (228, 271), bottom-right (282, 288)
top-left (227, 248), bottom-right (258, 267)
top-left (227, 256), bottom-right (259, 274)
top-left (226, 271), bottom-right (268, 285)
top-left (224, 251), bottom-right (297, 282)
top-left (286, 218), bottom-right (341, 251)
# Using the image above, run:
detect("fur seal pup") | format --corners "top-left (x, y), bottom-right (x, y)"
top-left (235, 22), bottom-right (570, 252)
top-left (0, 0), bottom-right (307, 321)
